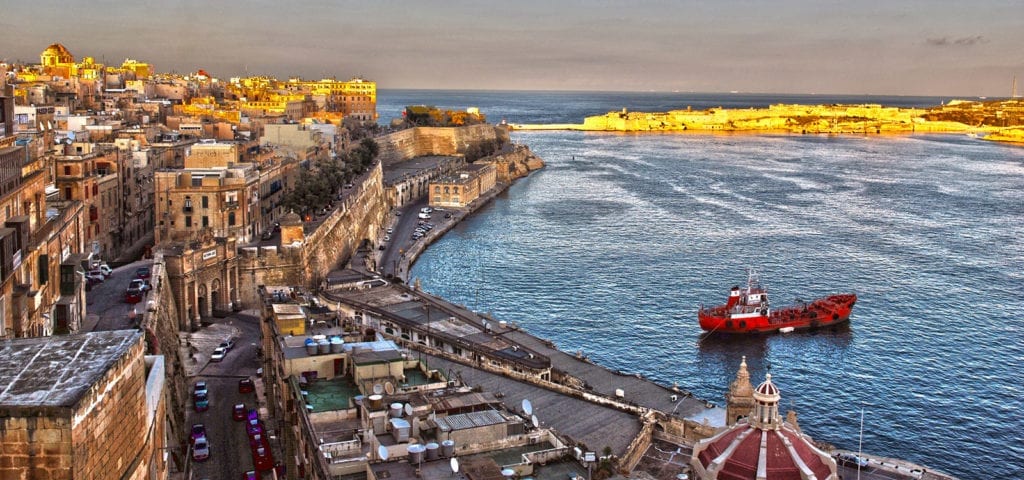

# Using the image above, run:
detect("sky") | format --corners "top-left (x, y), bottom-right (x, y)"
top-left (2, 0), bottom-right (1023, 96)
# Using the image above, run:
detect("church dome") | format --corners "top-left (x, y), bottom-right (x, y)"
top-left (691, 372), bottom-right (837, 480)
top-left (40, 43), bottom-right (74, 66)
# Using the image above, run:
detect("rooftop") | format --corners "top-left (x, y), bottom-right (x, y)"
top-left (0, 330), bottom-right (142, 410)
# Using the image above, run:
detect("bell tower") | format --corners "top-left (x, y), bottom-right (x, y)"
top-left (725, 356), bottom-right (755, 426)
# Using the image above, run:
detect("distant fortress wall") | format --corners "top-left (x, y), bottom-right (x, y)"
top-left (377, 125), bottom-right (510, 165)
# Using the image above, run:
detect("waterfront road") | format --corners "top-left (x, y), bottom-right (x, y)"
top-left (186, 312), bottom-right (265, 479)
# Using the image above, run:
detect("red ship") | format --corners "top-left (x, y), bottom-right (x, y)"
top-left (698, 270), bottom-right (856, 334)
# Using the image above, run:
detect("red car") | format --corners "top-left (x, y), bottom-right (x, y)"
top-left (239, 377), bottom-right (255, 394)
top-left (233, 403), bottom-right (246, 421)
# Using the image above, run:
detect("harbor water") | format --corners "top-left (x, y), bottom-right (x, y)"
top-left (380, 90), bottom-right (1024, 478)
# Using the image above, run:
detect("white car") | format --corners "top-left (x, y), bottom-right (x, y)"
top-left (96, 263), bottom-right (113, 277)
top-left (210, 347), bottom-right (228, 362)
top-left (418, 212), bottom-right (431, 219)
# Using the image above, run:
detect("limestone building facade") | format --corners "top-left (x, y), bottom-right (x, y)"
top-left (0, 330), bottom-right (169, 480)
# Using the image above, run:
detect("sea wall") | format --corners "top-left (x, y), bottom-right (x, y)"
top-left (480, 144), bottom-right (545, 183)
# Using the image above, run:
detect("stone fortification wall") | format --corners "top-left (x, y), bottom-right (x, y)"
top-left (377, 125), bottom-right (510, 165)
top-left (139, 256), bottom-right (190, 463)
top-left (238, 163), bottom-right (389, 304)
top-left (480, 144), bottom-right (545, 184)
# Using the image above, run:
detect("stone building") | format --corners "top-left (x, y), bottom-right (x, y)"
top-left (1, 87), bottom-right (87, 339)
top-left (428, 162), bottom-right (496, 208)
top-left (690, 363), bottom-right (837, 479)
top-left (53, 140), bottom-right (123, 257)
top-left (161, 236), bottom-right (241, 329)
top-left (0, 330), bottom-right (169, 480)
top-left (284, 77), bottom-right (378, 122)
top-left (153, 147), bottom-right (259, 244)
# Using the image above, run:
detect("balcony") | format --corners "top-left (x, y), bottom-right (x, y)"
top-left (182, 205), bottom-right (193, 213)
top-left (223, 201), bottom-right (239, 210)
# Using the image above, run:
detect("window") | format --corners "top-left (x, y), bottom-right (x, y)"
top-left (185, 216), bottom-right (192, 228)
top-left (64, 187), bottom-right (71, 199)
top-left (201, 196), bottom-right (208, 208)
top-left (64, 165), bottom-right (71, 175)
top-left (202, 216), bottom-right (209, 227)
top-left (434, 186), bottom-right (440, 193)
top-left (228, 212), bottom-right (236, 226)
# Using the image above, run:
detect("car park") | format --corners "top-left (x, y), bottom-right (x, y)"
top-left (239, 377), bottom-right (255, 394)
top-left (192, 437), bottom-right (210, 462)
top-left (135, 266), bottom-right (151, 279)
top-left (190, 424), bottom-right (207, 444)
top-left (210, 346), bottom-right (227, 362)
top-left (233, 404), bottom-right (246, 421)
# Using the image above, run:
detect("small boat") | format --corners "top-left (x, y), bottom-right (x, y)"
top-left (698, 270), bottom-right (856, 334)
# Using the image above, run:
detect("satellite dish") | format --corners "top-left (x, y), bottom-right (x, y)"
top-left (522, 399), bottom-right (533, 416)
top-left (404, 403), bottom-right (413, 416)
top-left (531, 415), bottom-right (539, 428)
top-left (64, 138), bottom-right (72, 145)
top-left (384, 381), bottom-right (395, 395)
top-left (378, 445), bottom-right (389, 461)
top-left (502, 468), bottom-right (516, 477)
top-left (67, 131), bottom-right (75, 140)
top-left (450, 457), bottom-right (460, 473)
top-left (372, 383), bottom-right (384, 395)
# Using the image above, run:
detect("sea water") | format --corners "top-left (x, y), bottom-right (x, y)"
top-left (380, 90), bottom-right (1024, 478)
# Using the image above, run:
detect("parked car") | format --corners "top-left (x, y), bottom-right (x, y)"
top-left (386, 228), bottom-right (393, 234)
top-left (233, 404), bottom-right (247, 421)
top-left (96, 263), bottom-right (113, 277)
top-left (124, 287), bottom-right (144, 304)
top-left (210, 347), bottom-right (227, 362)
top-left (135, 266), bottom-right (151, 279)
top-left (219, 339), bottom-right (235, 351)
top-left (192, 437), bottom-right (210, 462)
top-left (84, 271), bottom-right (105, 285)
top-left (190, 424), bottom-right (207, 444)
top-left (128, 279), bottom-right (151, 292)
top-left (239, 377), bottom-right (255, 394)
top-left (194, 381), bottom-right (208, 396)
top-left (193, 392), bottom-right (209, 412)
top-left (418, 212), bottom-right (431, 219)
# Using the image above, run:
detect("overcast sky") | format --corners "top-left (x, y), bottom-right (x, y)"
top-left (2, 0), bottom-right (1022, 96)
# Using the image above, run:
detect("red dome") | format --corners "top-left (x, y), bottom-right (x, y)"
top-left (691, 420), bottom-right (836, 480)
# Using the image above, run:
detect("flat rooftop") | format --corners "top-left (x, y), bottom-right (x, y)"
top-left (0, 330), bottom-right (142, 410)
top-left (304, 376), bottom-right (359, 413)
top-left (382, 155), bottom-right (456, 184)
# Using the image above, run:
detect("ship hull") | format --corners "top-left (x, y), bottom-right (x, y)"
top-left (699, 293), bottom-right (857, 334)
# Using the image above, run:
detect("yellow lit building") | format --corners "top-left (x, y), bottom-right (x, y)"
top-left (428, 163), bottom-right (496, 208)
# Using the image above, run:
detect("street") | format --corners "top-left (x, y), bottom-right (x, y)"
top-left (186, 312), bottom-right (267, 479)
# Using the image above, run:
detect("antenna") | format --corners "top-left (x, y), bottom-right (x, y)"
top-left (521, 398), bottom-right (533, 416)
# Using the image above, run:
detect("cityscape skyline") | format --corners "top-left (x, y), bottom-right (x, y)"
top-left (3, 1), bottom-right (1024, 96)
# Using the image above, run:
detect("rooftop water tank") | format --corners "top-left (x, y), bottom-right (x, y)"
top-left (304, 338), bottom-right (318, 355)
top-left (441, 439), bottom-right (455, 458)
top-left (329, 336), bottom-right (344, 353)
top-left (425, 442), bottom-right (439, 461)
top-left (317, 338), bottom-right (330, 354)
top-left (389, 402), bottom-right (403, 418)
top-left (367, 394), bottom-right (383, 410)
top-left (407, 444), bottom-right (425, 464)
top-left (390, 418), bottom-right (410, 443)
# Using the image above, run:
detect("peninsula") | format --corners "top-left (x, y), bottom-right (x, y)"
top-left (512, 99), bottom-right (1024, 144)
